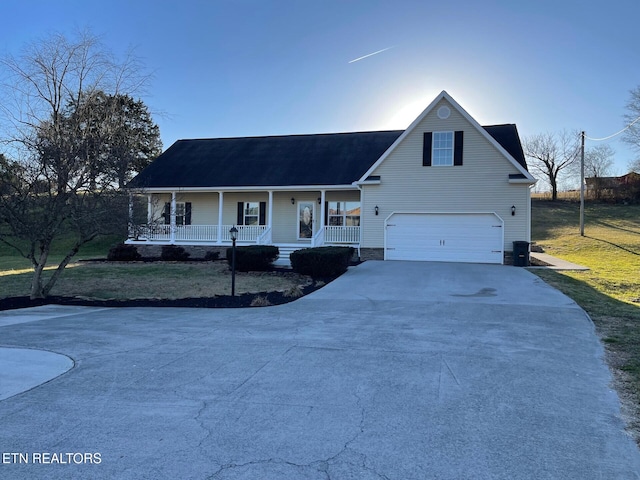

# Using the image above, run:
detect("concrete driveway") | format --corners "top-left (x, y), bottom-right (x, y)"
top-left (0, 261), bottom-right (639, 479)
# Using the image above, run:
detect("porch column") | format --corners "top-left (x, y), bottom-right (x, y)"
top-left (268, 191), bottom-right (273, 230)
top-left (147, 195), bottom-right (152, 224)
top-left (170, 191), bottom-right (176, 244)
top-left (320, 190), bottom-right (326, 228)
top-left (128, 193), bottom-right (134, 238)
top-left (217, 191), bottom-right (224, 244)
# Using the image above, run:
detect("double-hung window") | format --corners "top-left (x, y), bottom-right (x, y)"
top-left (236, 201), bottom-right (267, 226)
top-left (163, 201), bottom-right (191, 225)
top-left (423, 131), bottom-right (464, 167)
top-left (432, 131), bottom-right (454, 166)
top-left (328, 201), bottom-right (360, 226)
top-left (243, 202), bottom-right (259, 226)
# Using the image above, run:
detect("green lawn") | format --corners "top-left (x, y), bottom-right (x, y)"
top-left (0, 234), bottom-right (121, 271)
top-left (531, 200), bottom-right (640, 440)
top-left (532, 201), bottom-right (640, 303)
top-left (0, 234), bottom-right (311, 300)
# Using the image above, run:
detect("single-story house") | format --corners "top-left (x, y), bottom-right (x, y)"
top-left (126, 90), bottom-right (536, 264)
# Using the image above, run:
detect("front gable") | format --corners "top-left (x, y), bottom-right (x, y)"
top-left (358, 91), bottom-right (535, 184)
top-left (356, 91), bottom-right (535, 253)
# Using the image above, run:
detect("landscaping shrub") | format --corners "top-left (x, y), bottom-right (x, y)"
top-left (107, 243), bottom-right (141, 261)
top-left (161, 245), bottom-right (191, 261)
top-left (204, 251), bottom-right (220, 261)
top-left (250, 295), bottom-right (272, 307)
top-left (290, 246), bottom-right (355, 278)
top-left (226, 245), bottom-right (279, 272)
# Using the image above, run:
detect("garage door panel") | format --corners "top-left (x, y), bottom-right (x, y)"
top-left (385, 213), bottom-right (503, 264)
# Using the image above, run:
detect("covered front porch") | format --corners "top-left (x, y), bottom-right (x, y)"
top-left (126, 187), bottom-right (362, 249)
top-left (131, 223), bottom-right (361, 246)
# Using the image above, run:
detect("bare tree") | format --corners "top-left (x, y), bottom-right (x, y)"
top-left (582, 144), bottom-right (615, 200)
top-left (523, 130), bottom-right (581, 201)
top-left (0, 30), bottom-right (155, 299)
top-left (623, 86), bottom-right (640, 168)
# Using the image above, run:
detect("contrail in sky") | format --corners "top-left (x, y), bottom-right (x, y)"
top-left (348, 46), bottom-right (394, 64)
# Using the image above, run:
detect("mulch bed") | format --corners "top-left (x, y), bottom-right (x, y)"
top-left (0, 282), bottom-right (329, 312)
top-left (0, 258), bottom-right (354, 312)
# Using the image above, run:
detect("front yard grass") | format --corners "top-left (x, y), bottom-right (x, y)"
top-left (0, 260), bottom-right (312, 301)
top-left (531, 200), bottom-right (640, 441)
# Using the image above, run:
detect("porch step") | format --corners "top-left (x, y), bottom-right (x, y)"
top-left (274, 245), bottom-right (304, 267)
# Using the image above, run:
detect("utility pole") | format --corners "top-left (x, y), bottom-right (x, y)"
top-left (580, 131), bottom-right (585, 236)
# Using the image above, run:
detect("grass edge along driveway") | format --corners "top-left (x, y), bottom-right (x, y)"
top-left (530, 200), bottom-right (640, 445)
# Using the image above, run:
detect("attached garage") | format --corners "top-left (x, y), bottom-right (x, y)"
top-left (385, 212), bottom-right (504, 264)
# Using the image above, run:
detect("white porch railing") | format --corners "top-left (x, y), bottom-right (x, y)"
top-left (257, 226), bottom-right (272, 245)
top-left (221, 225), bottom-right (266, 242)
top-left (133, 224), bottom-right (360, 245)
top-left (311, 226), bottom-right (325, 247)
top-left (324, 226), bottom-right (361, 244)
top-left (138, 224), bottom-right (172, 241)
top-left (135, 224), bottom-right (265, 243)
top-left (175, 225), bottom-right (220, 241)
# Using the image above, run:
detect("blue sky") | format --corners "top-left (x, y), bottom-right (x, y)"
top-left (2, 0), bottom-right (639, 183)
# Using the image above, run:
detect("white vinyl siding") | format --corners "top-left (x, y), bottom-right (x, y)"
top-left (222, 193), bottom-right (268, 226)
top-left (361, 98), bottom-right (531, 252)
top-left (150, 193), bottom-right (219, 225)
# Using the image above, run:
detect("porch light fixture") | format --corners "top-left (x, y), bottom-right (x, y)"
top-left (317, 197), bottom-right (321, 204)
top-left (229, 226), bottom-right (238, 296)
top-left (511, 205), bottom-right (516, 216)
top-left (375, 206), bottom-right (379, 216)
top-left (291, 197), bottom-right (295, 205)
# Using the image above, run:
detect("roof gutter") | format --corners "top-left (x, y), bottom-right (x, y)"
top-left (127, 184), bottom-right (360, 193)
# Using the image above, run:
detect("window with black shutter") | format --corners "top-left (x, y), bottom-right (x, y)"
top-left (423, 131), bottom-right (464, 166)
top-left (237, 201), bottom-right (267, 226)
top-left (164, 201), bottom-right (191, 225)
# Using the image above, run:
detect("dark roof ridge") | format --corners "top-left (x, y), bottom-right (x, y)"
top-left (173, 130), bottom-right (406, 143)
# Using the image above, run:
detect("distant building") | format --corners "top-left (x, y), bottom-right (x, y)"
top-left (585, 172), bottom-right (640, 200)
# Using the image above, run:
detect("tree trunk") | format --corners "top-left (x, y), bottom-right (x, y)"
top-left (29, 249), bottom-right (50, 299)
top-left (42, 242), bottom-right (84, 297)
top-left (550, 175), bottom-right (558, 201)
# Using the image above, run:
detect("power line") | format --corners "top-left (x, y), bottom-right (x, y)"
top-left (585, 115), bottom-right (640, 141)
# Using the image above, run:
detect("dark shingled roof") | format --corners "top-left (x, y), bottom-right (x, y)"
top-left (129, 125), bottom-right (527, 189)
top-left (483, 124), bottom-right (527, 169)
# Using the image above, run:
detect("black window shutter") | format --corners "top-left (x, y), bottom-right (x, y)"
top-left (454, 131), bottom-right (464, 166)
top-left (236, 202), bottom-right (244, 225)
top-left (185, 202), bottom-right (192, 225)
top-left (423, 132), bottom-right (433, 166)
top-left (163, 202), bottom-right (170, 224)
top-left (259, 202), bottom-right (266, 225)
top-left (324, 202), bottom-right (329, 225)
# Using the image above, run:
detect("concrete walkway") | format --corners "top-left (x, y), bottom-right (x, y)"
top-left (0, 261), bottom-right (637, 479)
top-left (530, 252), bottom-right (590, 270)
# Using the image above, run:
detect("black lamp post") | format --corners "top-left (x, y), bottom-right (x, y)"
top-left (229, 226), bottom-right (238, 296)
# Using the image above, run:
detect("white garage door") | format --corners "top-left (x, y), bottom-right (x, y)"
top-left (385, 213), bottom-right (503, 264)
